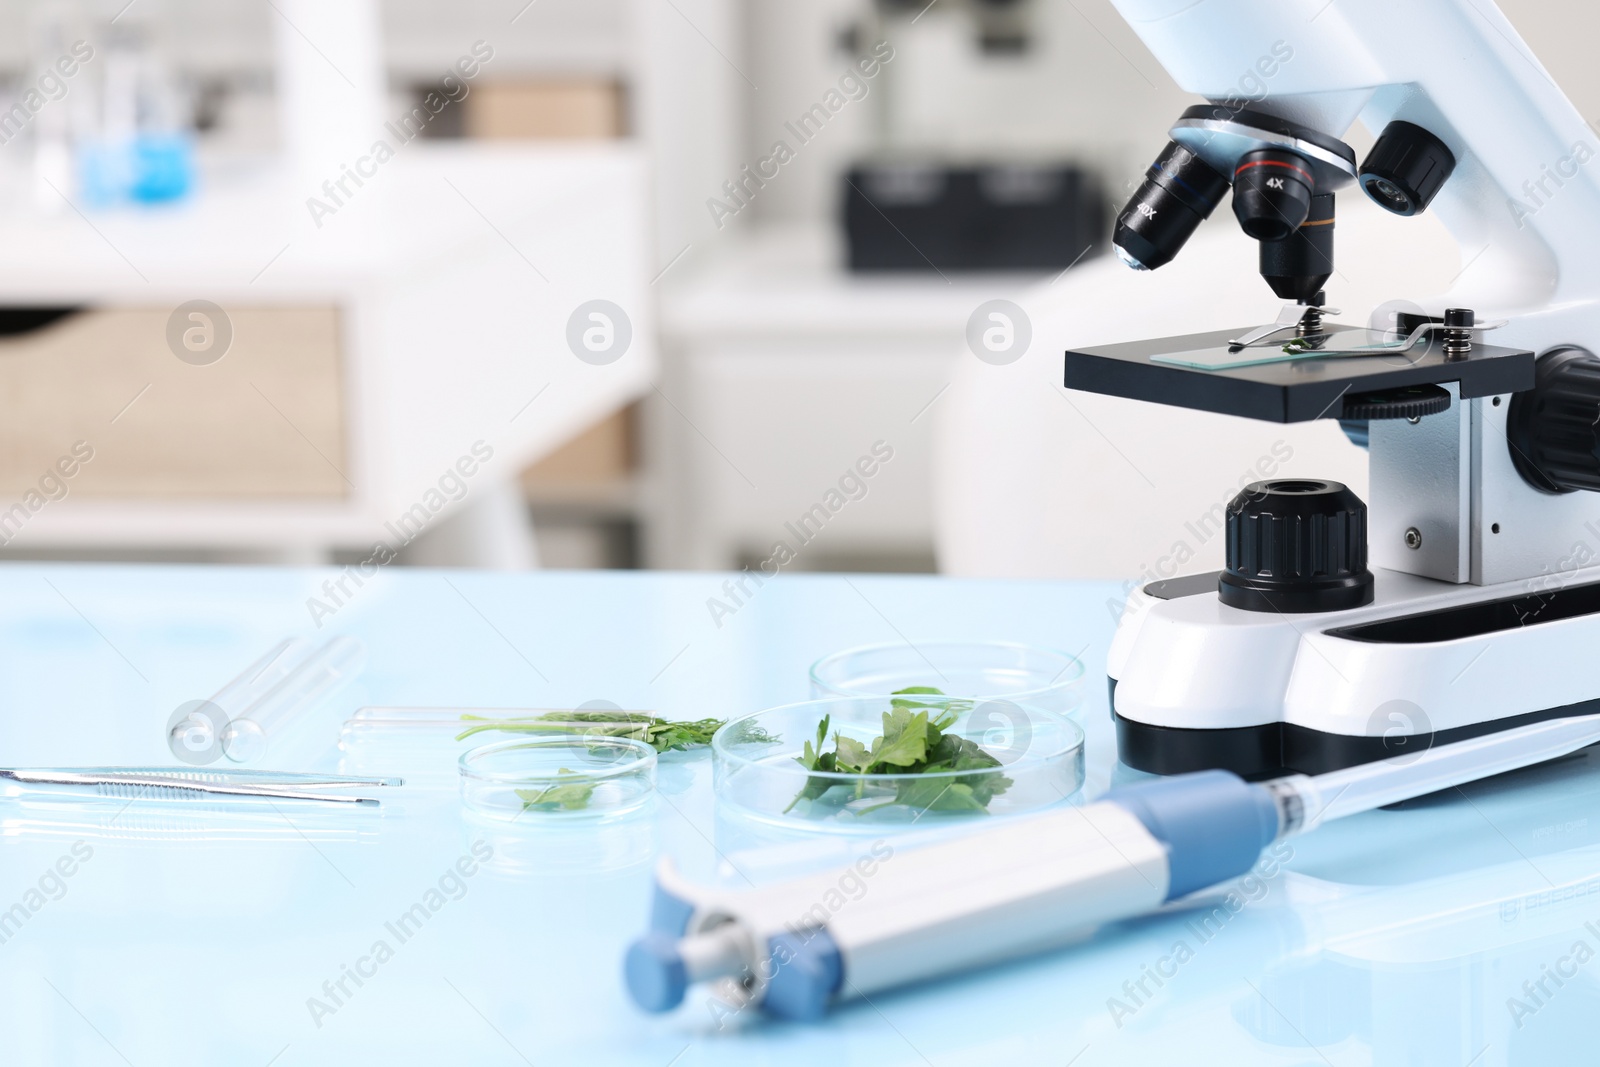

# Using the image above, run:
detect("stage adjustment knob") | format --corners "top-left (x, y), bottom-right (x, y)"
top-left (1507, 347), bottom-right (1600, 494)
top-left (1220, 479), bottom-right (1375, 613)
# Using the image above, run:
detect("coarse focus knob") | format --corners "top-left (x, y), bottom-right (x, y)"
top-left (1358, 120), bottom-right (1456, 216)
top-left (1220, 480), bottom-right (1375, 614)
top-left (1507, 347), bottom-right (1600, 493)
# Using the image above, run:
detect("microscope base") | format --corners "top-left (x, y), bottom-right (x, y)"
top-left (1107, 568), bottom-right (1600, 779)
top-left (1110, 693), bottom-right (1600, 779)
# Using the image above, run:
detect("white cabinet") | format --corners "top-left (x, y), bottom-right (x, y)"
top-left (648, 225), bottom-right (1045, 572)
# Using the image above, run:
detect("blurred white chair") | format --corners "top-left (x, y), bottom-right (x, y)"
top-left (935, 195), bottom-right (1461, 579)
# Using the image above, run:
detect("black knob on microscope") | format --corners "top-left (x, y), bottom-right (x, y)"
top-left (1507, 347), bottom-right (1600, 494)
top-left (1220, 480), bottom-right (1375, 613)
top-left (1359, 120), bottom-right (1456, 216)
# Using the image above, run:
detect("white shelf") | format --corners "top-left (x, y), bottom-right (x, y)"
top-left (648, 223), bottom-right (1056, 570)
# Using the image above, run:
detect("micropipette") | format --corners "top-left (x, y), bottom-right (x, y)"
top-left (625, 713), bottom-right (1600, 1020)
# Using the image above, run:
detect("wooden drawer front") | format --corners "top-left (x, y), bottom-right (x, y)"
top-left (0, 306), bottom-right (347, 499)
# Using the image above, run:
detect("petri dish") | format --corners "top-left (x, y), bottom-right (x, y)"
top-left (808, 641), bottom-right (1085, 715)
top-left (458, 737), bottom-right (656, 820)
top-left (713, 694), bottom-right (1084, 833)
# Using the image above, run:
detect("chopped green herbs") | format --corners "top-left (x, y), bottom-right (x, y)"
top-left (515, 769), bottom-right (596, 812)
top-left (456, 710), bottom-right (774, 753)
top-left (785, 688), bottom-right (1012, 817)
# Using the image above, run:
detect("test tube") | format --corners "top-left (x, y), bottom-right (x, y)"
top-left (214, 638), bottom-right (315, 716)
top-left (221, 637), bottom-right (367, 763)
top-left (337, 706), bottom-right (656, 782)
top-left (349, 707), bottom-right (512, 724)
top-left (340, 706), bottom-right (655, 741)
top-left (169, 638), bottom-right (313, 759)
top-left (347, 706), bottom-right (651, 723)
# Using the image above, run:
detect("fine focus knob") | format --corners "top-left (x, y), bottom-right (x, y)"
top-left (1220, 479), bottom-right (1375, 613)
top-left (1507, 347), bottom-right (1600, 493)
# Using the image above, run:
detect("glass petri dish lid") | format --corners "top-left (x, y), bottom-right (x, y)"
top-left (713, 694), bottom-right (1084, 832)
top-left (459, 736), bottom-right (656, 820)
top-left (809, 641), bottom-right (1085, 715)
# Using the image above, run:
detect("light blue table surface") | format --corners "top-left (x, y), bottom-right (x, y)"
top-left (2, 563), bottom-right (1596, 1066)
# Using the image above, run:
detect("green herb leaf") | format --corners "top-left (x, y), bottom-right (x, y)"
top-left (832, 732), bottom-right (873, 774)
top-left (890, 685), bottom-right (973, 720)
top-left (785, 715), bottom-right (841, 812)
top-left (863, 778), bottom-right (987, 815)
top-left (795, 714), bottom-right (831, 772)
top-left (515, 769), bottom-right (596, 812)
top-left (869, 708), bottom-right (930, 768)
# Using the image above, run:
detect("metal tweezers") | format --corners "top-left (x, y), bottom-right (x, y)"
top-left (0, 768), bottom-right (402, 806)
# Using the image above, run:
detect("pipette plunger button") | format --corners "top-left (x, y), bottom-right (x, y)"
top-left (625, 934), bottom-right (688, 1012)
top-left (761, 930), bottom-right (843, 1022)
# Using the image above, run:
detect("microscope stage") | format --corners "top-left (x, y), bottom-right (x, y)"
top-left (1064, 326), bottom-right (1534, 422)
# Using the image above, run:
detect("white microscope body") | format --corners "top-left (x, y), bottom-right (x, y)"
top-left (1081, 0), bottom-right (1600, 776)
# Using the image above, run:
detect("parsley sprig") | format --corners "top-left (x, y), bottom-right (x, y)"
top-left (785, 687), bottom-right (1012, 816)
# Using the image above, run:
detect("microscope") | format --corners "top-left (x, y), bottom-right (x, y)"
top-left (1067, 0), bottom-right (1600, 778)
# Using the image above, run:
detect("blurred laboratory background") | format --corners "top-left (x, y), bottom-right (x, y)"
top-left (0, 0), bottom-right (1592, 579)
